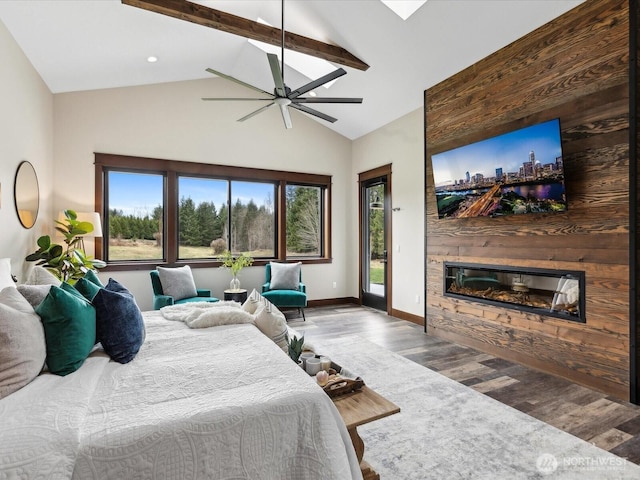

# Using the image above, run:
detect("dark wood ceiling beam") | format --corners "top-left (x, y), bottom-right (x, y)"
top-left (121, 0), bottom-right (369, 71)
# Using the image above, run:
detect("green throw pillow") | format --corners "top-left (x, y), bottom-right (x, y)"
top-left (75, 277), bottom-right (102, 301)
top-left (60, 280), bottom-right (87, 300)
top-left (83, 270), bottom-right (104, 288)
top-left (35, 284), bottom-right (96, 376)
top-left (61, 282), bottom-right (100, 344)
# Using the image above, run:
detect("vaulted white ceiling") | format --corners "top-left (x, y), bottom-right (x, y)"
top-left (0, 0), bottom-right (584, 139)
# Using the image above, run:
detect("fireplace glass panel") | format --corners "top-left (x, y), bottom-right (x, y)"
top-left (444, 262), bottom-right (585, 323)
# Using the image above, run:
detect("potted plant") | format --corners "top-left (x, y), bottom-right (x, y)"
top-left (26, 209), bottom-right (106, 283)
top-left (218, 250), bottom-right (253, 291)
top-left (287, 334), bottom-right (305, 365)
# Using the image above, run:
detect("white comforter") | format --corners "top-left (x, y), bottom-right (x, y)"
top-left (0, 311), bottom-right (362, 480)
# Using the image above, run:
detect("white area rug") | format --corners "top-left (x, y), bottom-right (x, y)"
top-left (312, 335), bottom-right (640, 480)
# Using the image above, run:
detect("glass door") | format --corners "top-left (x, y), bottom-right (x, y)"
top-left (362, 177), bottom-right (388, 311)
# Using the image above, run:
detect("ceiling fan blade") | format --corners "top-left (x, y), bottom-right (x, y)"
top-left (206, 67), bottom-right (274, 97)
top-left (291, 97), bottom-right (363, 104)
top-left (267, 53), bottom-right (287, 97)
top-left (290, 103), bottom-right (338, 123)
top-left (238, 102), bottom-right (275, 122)
top-left (202, 98), bottom-right (274, 101)
top-left (288, 68), bottom-right (347, 99)
top-left (279, 104), bottom-right (293, 129)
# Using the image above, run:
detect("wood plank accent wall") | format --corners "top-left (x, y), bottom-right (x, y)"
top-left (425, 0), bottom-right (633, 400)
top-left (632, 0), bottom-right (639, 402)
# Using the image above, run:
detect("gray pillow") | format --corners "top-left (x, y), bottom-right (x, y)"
top-left (17, 284), bottom-right (52, 308)
top-left (157, 265), bottom-right (198, 301)
top-left (269, 262), bottom-right (301, 290)
top-left (25, 266), bottom-right (61, 286)
top-left (0, 287), bottom-right (46, 399)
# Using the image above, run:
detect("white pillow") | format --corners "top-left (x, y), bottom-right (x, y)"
top-left (269, 262), bottom-right (301, 290)
top-left (25, 265), bottom-right (61, 286)
top-left (157, 265), bottom-right (198, 301)
top-left (241, 288), bottom-right (263, 314)
top-left (0, 287), bottom-right (46, 399)
top-left (253, 300), bottom-right (288, 350)
top-left (0, 258), bottom-right (16, 290)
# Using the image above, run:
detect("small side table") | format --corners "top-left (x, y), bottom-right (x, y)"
top-left (224, 289), bottom-right (248, 303)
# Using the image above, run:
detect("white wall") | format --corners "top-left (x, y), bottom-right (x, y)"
top-left (0, 20), bottom-right (53, 282)
top-left (53, 78), bottom-right (353, 310)
top-left (351, 108), bottom-right (425, 317)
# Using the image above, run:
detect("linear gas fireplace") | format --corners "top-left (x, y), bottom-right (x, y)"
top-left (444, 262), bottom-right (585, 323)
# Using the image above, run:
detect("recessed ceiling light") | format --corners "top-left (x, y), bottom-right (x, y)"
top-left (147, 56), bottom-right (158, 63)
top-left (380, 0), bottom-right (427, 20)
top-left (309, 91), bottom-right (317, 97)
top-left (249, 18), bottom-right (339, 89)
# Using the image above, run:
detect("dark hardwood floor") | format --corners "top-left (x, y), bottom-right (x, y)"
top-left (285, 304), bottom-right (640, 465)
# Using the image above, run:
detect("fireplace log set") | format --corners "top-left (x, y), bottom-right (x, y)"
top-left (447, 283), bottom-right (579, 316)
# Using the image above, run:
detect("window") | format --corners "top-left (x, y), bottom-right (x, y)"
top-left (106, 171), bottom-right (163, 262)
top-left (177, 176), bottom-right (228, 260)
top-left (286, 184), bottom-right (322, 257)
top-left (229, 181), bottom-right (275, 256)
top-left (176, 177), bottom-right (276, 260)
top-left (95, 154), bottom-right (331, 269)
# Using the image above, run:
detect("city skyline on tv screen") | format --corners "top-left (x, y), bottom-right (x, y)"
top-left (432, 118), bottom-right (567, 219)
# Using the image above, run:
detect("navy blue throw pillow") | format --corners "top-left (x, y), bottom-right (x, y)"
top-left (92, 278), bottom-right (144, 364)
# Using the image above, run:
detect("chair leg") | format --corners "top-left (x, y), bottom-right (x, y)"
top-left (300, 308), bottom-right (306, 321)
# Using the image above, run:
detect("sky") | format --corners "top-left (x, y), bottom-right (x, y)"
top-left (108, 173), bottom-right (274, 217)
top-left (431, 118), bottom-right (563, 187)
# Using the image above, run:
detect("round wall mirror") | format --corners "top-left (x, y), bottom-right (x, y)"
top-left (14, 161), bottom-right (39, 229)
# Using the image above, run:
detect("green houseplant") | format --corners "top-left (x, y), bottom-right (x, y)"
top-left (26, 209), bottom-right (106, 283)
top-left (286, 334), bottom-right (305, 364)
top-left (218, 250), bottom-right (253, 291)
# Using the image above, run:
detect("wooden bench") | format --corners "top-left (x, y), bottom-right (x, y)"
top-left (332, 386), bottom-right (400, 480)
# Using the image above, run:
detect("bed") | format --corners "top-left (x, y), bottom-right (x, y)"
top-left (0, 310), bottom-right (362, 479)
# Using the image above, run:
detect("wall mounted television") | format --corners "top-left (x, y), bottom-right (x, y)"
top-left (432, 118), bottom-right (566, 219)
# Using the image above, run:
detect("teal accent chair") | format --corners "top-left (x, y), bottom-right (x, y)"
top-left (261, 263), bottom-right (307, 321)
top-left (150, 270), bottom-right (219, 310)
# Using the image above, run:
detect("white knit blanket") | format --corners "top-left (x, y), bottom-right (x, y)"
top-left (160, 301), bottom-right (254, 329)
top-left (160, 301), bottom-right (312, 353)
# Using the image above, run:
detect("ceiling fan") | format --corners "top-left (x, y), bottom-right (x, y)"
top-left (202, 0), bottom-right (363, 129)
